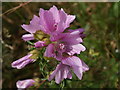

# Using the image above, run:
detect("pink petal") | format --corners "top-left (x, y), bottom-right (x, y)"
top-left (72, 66), bottom-right (83, 80)
top-left (62, 56), bottom-right (82, 67)
top-left (39, 8), bottom-right (56, 34)
top-left (65, 15), bottom-right (76, 29)
top-left (34, 41), bottom-right (46, 48)
top-left (44, 44), bottom-right (55, 58)
top-left (61, 65), bottom-right (69, 79)
top-left (49, 5), bottom-right (60, 23)
top-left (59, 8), bottom-right (67, 23)
top-left (12, 54), bottom-right (32, 66)
top-left (48, 63), bottom-right (72, 84)
top-left (16, 79), bottom-right (35, 88)
top-left (67, 71), bottom-right (72, 79)
top-left (39, 8), bottom-right (48, 33)
top-left (62, 32), bottom-right (83, 45)
top-left (48, 64), bottom-right (60, 81)
top-left (11, 54), bottom-right (34, 69)
top-left (43, 11), bottom-right (55, 33)
top-left (55, 69), bottom-right (61, 84)
top-left (68, 28), bottom-right (86, 38)
top-left (62, 56), bottom-right (89, 80)
top-left (68, 28), bottom-right (84, 33)
top-left (55, 21), bottom-right (65, 34)
top-left (67, 44), bottom-right (86, 55)
top-left (21, 15), bottom-right (41, 33)
top-left (50, 33), bottom-right (66, 42)
top-left (14, 59), bottom-right (34, 69)
top-left (81, 60), bottom-right (89, 72)
top-left (22, 34), bottom-right (34, 41)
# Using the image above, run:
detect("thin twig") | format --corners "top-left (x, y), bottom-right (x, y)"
top-left (1, 0), bottom-right (32, 17)
top-left (36, 80), bottom-right (46, 88)
top-left (104, 46), bottom-right (115, 59)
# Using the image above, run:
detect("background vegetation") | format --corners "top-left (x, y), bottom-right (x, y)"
top-left (2, 2), bottom-right (120, 88)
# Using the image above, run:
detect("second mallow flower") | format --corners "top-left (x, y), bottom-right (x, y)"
top-left (48, 63), bottom-right (72, 84)
top-left (48, 56), bottom-right (89, 84)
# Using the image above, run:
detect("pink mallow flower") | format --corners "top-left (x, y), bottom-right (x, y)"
top-left (44, 29), bottom-right (89, 83)
top-left (49, 56), bottom-right (89, 84)
top-left (16, 79), bottom-right (35, 89)
top-left (44, 28), bottom-right (86, 60)
top-left (61, 56), bottom-right (89, 80)
top-left (11, 54), bottom-right (35, 69)
top-left (21, 5), bottom-right (75, 41)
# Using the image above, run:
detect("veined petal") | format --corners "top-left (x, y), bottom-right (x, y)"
top-left (12, 54), bottom-right (32, 66)
top-left (43, 11), bottom-right (55, 33)
top-left (60, 8), bottom-right (67, 23)
top-left (21, 15), bottom-right (41, 33)
top-left (12, 59), bottom-right (34, 69)
top-left (11, 54), bottom-right (34, 69)
top-left (68, 28), bottom-right (86, 38)
top-left (16, 79), bottom-right (35, 89)
top-left (62, 56), bottom-right (89, 80)
top-left (39, 8), bottom-right (56, 34)
top-left (81, 60), bottom-right (89, 72)
top-left (44, 44), bottom-right (55, 58)
top-left (61, 65), bottom-right (69, 79)
top-left (39, 8), bottom-right (48, 33)
top-left (55, 69), bottom-right (61, 84)
top-left (67, 71), bottom-right (72, 79)
top-left (65, 15), bottom-right (76, 29)
top-left (49, 5), bottom-right (60, 23)
top-left (50, 33), bottom-right (66, 42)
top-left (68, 28), bottom-right (84, 34)
top-left (55, 21), bottom-right (65, 34)
top-left (62, 56), bottom-right (82, 67)
top-left (48, 63), bottom-right (72, 84)
top-left (67, 44), bottom-right (86, 55)
top-left (22, 34), bottom-right (34, 41)
top-left (72, 66), bottom-right (83, 80)
top-left (48, 63), bottom-right (60, 81)
top-left (62, 32), bottom-right (83, 45)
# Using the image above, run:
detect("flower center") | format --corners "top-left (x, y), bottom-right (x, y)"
top-left (59, 43), bottom-right (65, 50)
top-left (34, 30), bottom-right (51, 45)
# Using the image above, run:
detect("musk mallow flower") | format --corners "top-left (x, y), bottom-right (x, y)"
top-left (38, 5), bottom-right (75, 35)
top-left (44, 28), bottom-right (86, 61)
top-left (11, 49), bottom-right (39, 69)
top-left (12, 5), bottom-right (89, 88)
top-left (61, 56), bottom-right (89, 79)
top-left (16, 79), bottom-right (35, 89)
top-left (44, 29), bottom-right (89, 83)
top-left (21, 5), bottom-right (75, 42)
top-left (48, 56), bottom-right (89, 84)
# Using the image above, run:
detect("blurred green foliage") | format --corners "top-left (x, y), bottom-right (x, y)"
top-left (2, 2), bottom-right (119, 88)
